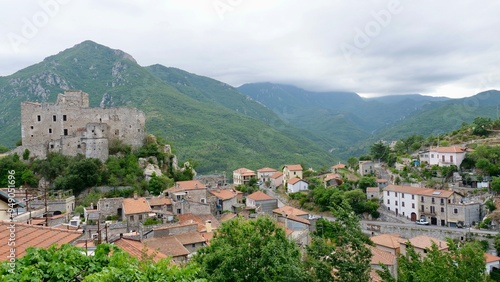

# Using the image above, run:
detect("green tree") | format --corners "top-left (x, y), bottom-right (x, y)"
top-left (194, 216), bottom-right (308, 282)
top-left (396, 239), bottom-right (487, 282)
top-left (347, 157), bottom-right (358, 169)
top-left (148, 173), bottom-right (174, 195)
top-left (22, 148), bottom-right (30, 160)
top-left (357, 176), bottom-right (376, 192)
top-left (370, 141), bottom-right (389, 162)
top-left (491, 176), bottom-right (500, 194)
top-left (306, 201), bottom-right (372, 282)
top-left (0, 145), bottom-right (9, 153)
top-left (343, 189), bottom-right (366, 214)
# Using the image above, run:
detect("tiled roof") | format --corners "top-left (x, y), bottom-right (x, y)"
top-left (331, 163), bottom-right (346, 169)
top-left (143, 237), bottom-right (189, 258)
top-left (485, 253), bottom-right (500, 263)
top-left (270, 171), bottom-right (283, 179)
top-left (383, 185), bottom-right (454, 198)
top-left (273, 206), bottom-right (308, 217)
top-left (359, 160), bottom-right (373, 164)
top-left (233, 167), bottom-right (256, 176)
top-left (113, 238), bottom-right (168, 262)
top-left (405, 235), bottom-right (448, 251)
top-left (219, 213), bottom-right (237, 222)
top-left (123, 197), bottom-right (152, 215)
top-left (177, 213), bottom-right (220, 232)
top-left (167, 180), bottom-right (207, 193)
top-left (288, 177), bottom-right (304, 185)
top-left (284, 164), bottom-right (303, 171)
top-left (369, 245), bottom-right (396, 266)
top-left (147, 197), bottom-right (171, 206)
top-left (370, 234), bottom-right (403, 249)
top-left (366, 187), bottom-right (380, 193)
top-left (376, 179), bottom-right (388, 183)
top-left (0, 221), bottom-right (83, 261)
top-left (430, 146), bottom-right (467, 153)
top-left (286, 214), bottom-right (310, 225)
top-left (201, 232), bottom-right (214, 244)
top-left (247, 191), bottom-right (275, 201)
top-left (257, 167), bottom-right (277, 173)
top-left (370, 269), bottom-right (383, 282)
top-left (174, 232), bottom-right (206, 245)
top-left (209, 189), bottom-right (237, 200)
top-left (324, 173), bottom-right (341, 182)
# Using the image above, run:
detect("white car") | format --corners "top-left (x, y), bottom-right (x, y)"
top-left (415, 219), bottom-right (429, 225)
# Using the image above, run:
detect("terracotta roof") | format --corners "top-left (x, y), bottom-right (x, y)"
top-left (0, 221), bottom-right (83, 261)
top-left (383, 185), bottom-right (455, 198)
top-left (485, 253), bottom-right (500, 263)
top-left (270, 171), bottom-right (283, 179)
top-left (405, 235), bottom-right (448, 251)
top-left (257, 167), bottom-right (277, 173)
top-left (284, 164), bottom-right (302, 171)
top-left (143, 237), bottom-right (189, 258)
top-left (369, 245), bottom-right (397, 266)
top-left (174, 232), bottom-right (206, 245)
top-left (147, 197), bottom-right (172, 206)
top-left (331, 163), bottom-right (346, 169)
top-left (247, 191), bottom-right (275, 201)
top-left (286, 214), bottom-right (310, 225)
top-left (273, 206), bottom-right (308, 217)
top-left (123, 197), bottom-right (152, 215)
top-left (359, 160), bottom-right (373, 164)
top-left (219, 213), bottom-right (237, 222)
top-left (324, 173), bottom-right (341, 182)
top-left (370, 269), bottom-right (383, 282)
top-left (376, 179), bottom-right (388, 183)
top-left (113, 238), bottom-right (168, 262)
top-left (201, 232), bottom-right (214, 244)
top-left (288, 177), bottom-right (305, 185)
top-left (209, 189), bottom-right (237, 200)
top-left (233, 167), bottom-right (256, 176)
top-left (177, 213), bottom-right (220, 232)
top-left (366, 187), bottom-right (380, 193)
top-left (371, 234), bottom-right (404, 249)
top-left (430, 146), bottom-right (467, 153)
top-left (167, 180), bottom-right (207, 193)
top-left (276, 222), bottom-right (294, 237)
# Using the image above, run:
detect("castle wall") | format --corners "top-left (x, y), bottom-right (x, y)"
top-left (19, 90), bottom-right (145, 160)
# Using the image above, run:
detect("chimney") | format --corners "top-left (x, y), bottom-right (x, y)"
top-left (133, 193), bottom-right (138, 200)
top-left (206, 220), bottom-right (213, 233)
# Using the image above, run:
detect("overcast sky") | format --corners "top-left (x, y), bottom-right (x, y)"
top-left (1, 1), bottom-right (499, 98)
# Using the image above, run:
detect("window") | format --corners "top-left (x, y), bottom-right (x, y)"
top-left (138, 215), bottom-right (143, 221)
top-left (432, 197), bottom-right (435, 204)
top-left (192, 244), bottom-right (196, 248)
top-left (440, 199), bottom-right (444, 205)
top-left (412, 195), bottom-right (415, 200)
top-left (64, 129), bottom-right (68, 136)
top-left (177, 208), bottom-right (182, 214)
top-left (37, 115), bottom-right (41, 121)
top-left (387, 199), bottom-right (390, 205)
top-left (430, 206), bottom-right (435, 213)
top-left (53, 115), bottom-right (56, 121)
top-left (421, 196), bottom-right (424, 202)
top-left (50, 144), bottom-right (54, 149)
top-left (30, 126), bottom-right (33, 129)
top-left (201, 198), bottom-right (206, 204)
top-left (454, 208), bottom-right (458, 214)
top-left (441, 207), bottom-right (444, 212)
top-left (402, 202), bottom-right (405, 207)
top-left (431, 154), bottom-right (434, 158)
top-left (63, 115), bottom-right (67, 121)
top-left (48, 128), bottom-right (52, 134)
top-left (450, 155), bottom-right (453, 163)
top-left (395, 192), bottom-right (398, 197)
top-left (395, 201), bottom-right (398, 206)
top-left (402, 193), bottom-right (405, 198)
top-left (421, 205), bottom-right (424, 212)
top-left (412, 203), bottom-right (415, 208)
top-left (130, 215), bottom-right (134, 221)
top-left (387, 191), bottom-right (390, 196)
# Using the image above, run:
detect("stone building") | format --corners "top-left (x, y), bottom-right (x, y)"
top-left (18, 90), bottom-right (145, 161)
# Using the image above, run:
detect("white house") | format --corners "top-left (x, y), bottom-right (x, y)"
top-left (485, 253), bottom-right (500, 274)
top-left (256, 167), bottom-right (277, 183)
top-left (270, 171), bottom-right (283, 189)
top-left (419, 146), bottom-right (469, 167)
top-left (287, 177), bottom-right (308, 193)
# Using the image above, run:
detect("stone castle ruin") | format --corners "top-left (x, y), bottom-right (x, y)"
top-left (17, 90), bottom-right (145, 161)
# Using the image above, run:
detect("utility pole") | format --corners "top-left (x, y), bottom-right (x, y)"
top-left (44, 186), bottom-right (48, 226)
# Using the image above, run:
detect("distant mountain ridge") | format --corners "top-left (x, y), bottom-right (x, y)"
top-left (1, 40), bottom-right (499, 171)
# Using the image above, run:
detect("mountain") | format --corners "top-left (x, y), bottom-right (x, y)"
top-left (0, 41), bottom-right (336, 173)
top-left (238, 83), bottom-right (499, 158)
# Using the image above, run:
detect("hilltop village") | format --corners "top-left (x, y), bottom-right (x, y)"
top-left (2, 90), bottom-right (500, 281)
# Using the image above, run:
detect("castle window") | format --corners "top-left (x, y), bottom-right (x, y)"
top-left (64, 129), bottom-right (68, 136)
top-left (48, 128), bottom-right (52, 134)
top-left (63, 115), bottom-right (67, 121)
top-left (53, 115), bottom-right (56, 122)
top-left (37, 115), bottom-right (41, 121)
top-left (50, 144), bottom-right (54, 149)
top-left (77, 144), bottom-right (81, 148)
top-left (30, 126), bottom-right (33, 129)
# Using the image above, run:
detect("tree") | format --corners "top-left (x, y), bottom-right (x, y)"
top-left (395, 239), bottom-right (487, 282)
top-left (22, 148), bottom-right (30, 160)
top-left (357, 176), bottom-right (376, 192)
top-left (148, 173), bottom-right (174, 195)
top-left (370, 141), bottom-right (389, 162)
top-left (491, 176), bottom-right (500, 194)
top-left (306, 201), bottom-right (372, 282)
top-left (194, 216), bottom-right (308, 282)
top-left (347, 157), bottom-right (358, 169)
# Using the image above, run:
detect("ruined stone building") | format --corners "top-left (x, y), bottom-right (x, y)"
top-left (18, 90), bottom-right (145, 161)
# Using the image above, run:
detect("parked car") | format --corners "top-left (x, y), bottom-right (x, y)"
top-left (416, 218), bottom-right (429, 225)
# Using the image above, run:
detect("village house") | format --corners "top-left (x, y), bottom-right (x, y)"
top-left (370, 234), bottom-right (404, 255)
top-left (147, 196), bottom-right (173, 221)
top-left (369, 245), bottom-right (398, 280)
top-left (282, 164), bottom-right (303, 187)
top-left (376, 178), bottom-right (389, 189)
top-left (122, 194), bottom-right (153, 231)
top-left (399, 235), bottom-right (448, 257)
top-left (97, 197), bottom-right (124, 220)
top-left (164, 180), bottom-right (210, 215)
top-left (246, 191), bottom-right (278, 214)
top-left (269, 171), bottom-right (283, 189)
top-left (232, 168), bottom-right (256, 186)
top-left (273, 206), bottom-right (311, 245)
top-left (323, 173), bottom-right (342, 187)
top-left (209, 189), bottom-right (238, 214)
top-left (287, 177), bottom-right (308, 193)
top-left (485, 253), bottom-right (500, 274)
top-left (419, 146), bottom-right (470, 167)
top-left (382, 184), bottom-right (474, 227)
top-left (143, 236), bottom-right (190, 263)
top-left (256, 167), bottom-right (278, 183)
top-left (359, 160), bottom-right (375, 176)
top-left (113, 237), bottom-right (168, 262)
top-left (366, 187), bottom-right (381, 200)
top-left (331, 163), bottom-right (346, 173)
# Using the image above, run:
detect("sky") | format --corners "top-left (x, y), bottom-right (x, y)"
top-left (0, 0), bottom-right (499, 98)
